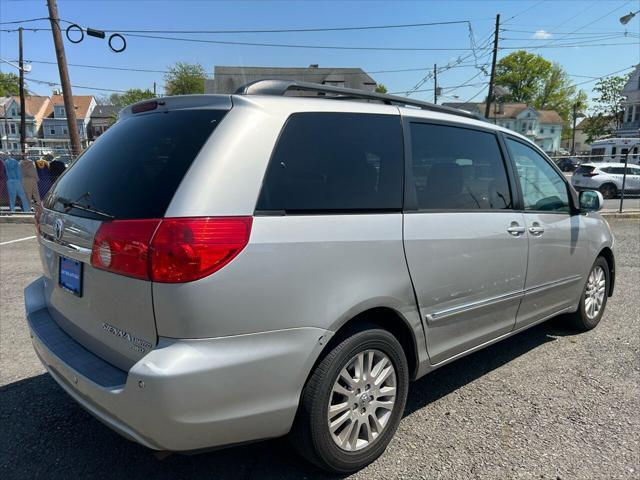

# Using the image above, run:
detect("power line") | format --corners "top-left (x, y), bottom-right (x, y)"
top-left (462, 85), bottom-right (488, 103)
top-left (26, 76), bottom-right (128, 93)
top-left (122, 33), bottom-right (489, 51)
top-left (537, 0), bottom-right (634, 48)
top-left (502, 0), bottom-right (548, 24)
top-left (20, 58), bottom-right (490, 76)
top-left (572, 66), bottom-right (636, 86)
top-left (502, 28), bottom-right (636, 35)
top-left (0, 17), bottom-right (487, 34)
top-left (500, 41), bottom-right (638, 49)
top-left (0, 17), bottom-right (49, 25)
top-left (68, 20), bottom-right (481, 34)
top-left (2, 28), bottom-right (636, 51)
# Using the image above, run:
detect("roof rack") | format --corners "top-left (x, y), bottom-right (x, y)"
top-left (234, 80), bottom-right (483, 121)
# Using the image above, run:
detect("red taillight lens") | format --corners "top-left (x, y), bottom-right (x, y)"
top-left (90, 219), bottom-right (161, 280)
top-left (150, 217), bottom-right (252, 283)
top-left (90, 217), bottom-right (252, 283)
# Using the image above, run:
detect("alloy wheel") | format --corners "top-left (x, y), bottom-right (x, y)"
top-left (585, 265), bottom-right (606, 320)
top-left (327, 349), bottom-right (397, 452)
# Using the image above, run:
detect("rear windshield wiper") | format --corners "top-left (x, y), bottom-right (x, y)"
top-left (60, 201), bottom-right (115, 220)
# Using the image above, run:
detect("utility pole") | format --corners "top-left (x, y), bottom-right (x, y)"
top-left (18, 27), bottom-right (27, 155)
top-left (485, 13), bottom-right (500, 120)
top-left (433, 64), bottom-right (437, 104)
top-left (153, 82), bottom-right (157, 96)
top-left (570, 102), bottom-right (578, 155)
top-left (47, 0), bottom-right (82, 155)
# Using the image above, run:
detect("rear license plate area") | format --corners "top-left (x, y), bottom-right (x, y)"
top-left (59, 256), bottom-right (83, 296)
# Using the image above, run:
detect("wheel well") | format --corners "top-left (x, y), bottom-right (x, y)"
top-left (323, 307), bottom-right (419, 380)
top-left (599, 182), bottom-right (617, 190)
top-left (598, 247), bottom-right (615, 296)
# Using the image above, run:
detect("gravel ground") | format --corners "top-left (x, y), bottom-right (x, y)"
top-left (1, 219), bottom-right (638, 479)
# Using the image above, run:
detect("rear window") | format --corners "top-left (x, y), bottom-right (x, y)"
top-left (256, 112), bottom-right (403, 213)
top-left (575, 165), bottom-right (596, 175)
top-left (44, 109), bottom-right (227, 219)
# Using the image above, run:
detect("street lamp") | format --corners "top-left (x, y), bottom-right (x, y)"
top-left (620, 10), bottom-right (639, 25)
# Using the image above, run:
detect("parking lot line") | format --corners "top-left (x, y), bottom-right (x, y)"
top-left (0, 236), bottom-right (36, 246)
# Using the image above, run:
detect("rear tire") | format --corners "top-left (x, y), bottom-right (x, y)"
top-left (599, 183), bottom-right (617, 199)
top-left (567, 256), bottom-right (610, 331)
top-left (290, 327), bottom-right (409, 473)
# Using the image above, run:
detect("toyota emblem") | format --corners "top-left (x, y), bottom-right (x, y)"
top-left (54, 219), bottom-right (64, 240)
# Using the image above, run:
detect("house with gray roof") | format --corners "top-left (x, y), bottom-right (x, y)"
top-left (89, 104), bottom-right (118, 141)
top-left (205, 65), bottom-right (377, 94)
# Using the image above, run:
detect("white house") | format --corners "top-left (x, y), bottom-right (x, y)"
top-left (618, 64), bottom-right (640, 138)
top-left (0, 95), bottom-right (51, 152)
top-left (443, 102), bottom-right (564, 153)
top-left (41, 94), bottom-right (97, 151)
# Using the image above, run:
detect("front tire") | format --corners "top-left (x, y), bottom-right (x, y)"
top-left (290, 327), bottom-right (409, 473)
top-left (599, 183), bottom-right (617, 199)
top-left (567, 256), bottom-right (610, 331)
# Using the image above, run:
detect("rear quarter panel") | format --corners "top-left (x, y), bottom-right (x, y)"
top-left (153, 215), bottom-right (422, 340)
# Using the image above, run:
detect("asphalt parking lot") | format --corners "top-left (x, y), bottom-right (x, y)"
top-left (1, 219), bottom-right (639, 479)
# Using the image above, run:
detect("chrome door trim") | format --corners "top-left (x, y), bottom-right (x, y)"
top-left (523, 274), bottom-right (583, 296)
top-left (426, 306), bottom-right (571, 369)
top-left (426, 290), bottom-right (523, 322)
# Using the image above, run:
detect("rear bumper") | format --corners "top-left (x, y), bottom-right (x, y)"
top-left (25, 277), bottom-right (331, 451)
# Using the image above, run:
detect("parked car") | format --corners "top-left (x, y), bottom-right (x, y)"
top-left (556, 156), bottom-right (580, 172)
top-left (25, 82), bottom-right (615, 474)
top-left (572, 162), bottom-right (640, 199)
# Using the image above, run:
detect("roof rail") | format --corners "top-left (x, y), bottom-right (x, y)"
top-left (234, 79), bottom-right (483, 121)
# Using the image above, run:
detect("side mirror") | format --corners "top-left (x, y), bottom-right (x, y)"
top-left (579, 190), bottom-right (603, 213)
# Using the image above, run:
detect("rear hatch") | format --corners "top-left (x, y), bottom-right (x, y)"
top-left (572, 165), bottom-right (597, 187)
top-left (38, 101), bottom-right (229, 370)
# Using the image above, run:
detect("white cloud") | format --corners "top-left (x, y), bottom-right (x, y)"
top-left (532, 29), bottom-right (552, 40)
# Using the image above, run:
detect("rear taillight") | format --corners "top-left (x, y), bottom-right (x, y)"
top-left (90, 219), bottom-right (160, 280)
top-left (90, 217), bottom-right (252, 283)
top-left (150, 217), bottom-right (253, 283)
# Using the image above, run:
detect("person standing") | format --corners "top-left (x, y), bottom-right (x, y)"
top-left (3, 154), bottom-right (31, 213)
top-left (20, 155), bottom-right (41, 209)
top-left (0, 155), bottom-right (8, 209)
top-left (35, 155), bottom-right (52, 197)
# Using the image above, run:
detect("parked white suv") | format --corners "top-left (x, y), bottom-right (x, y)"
top-left (25, 81), bottom-right (615, 473)
top-left (572, 162), bottom-right (640, 198)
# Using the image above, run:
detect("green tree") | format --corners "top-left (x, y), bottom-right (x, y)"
top-left (374, 84), bottom-right (388, 94)
top-left (589, 74), bottom-right (629, 130)
top-left (494, 51), bottom-right (582, 122)
top-left (0, 72), bottom-right (21, 96)
top-left (164, 62), bottom-right (206, 95)
top-left (581, 114), bottom-right (617, 143)
top-left (109, 88), bottom-right (156, 109)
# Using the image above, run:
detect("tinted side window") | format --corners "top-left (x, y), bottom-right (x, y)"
top-left (409, 123), bottom-right (512, 210)
top-left (506, 138), bottom-right (570, 213)
top-left (256, 113), bottom-right (403, 212)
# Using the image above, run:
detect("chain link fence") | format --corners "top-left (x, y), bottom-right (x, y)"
top-left (0, 153), bottom-right (76, 215)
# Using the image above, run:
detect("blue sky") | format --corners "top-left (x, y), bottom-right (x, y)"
top-left (1, 0), bottom-right (639, 105)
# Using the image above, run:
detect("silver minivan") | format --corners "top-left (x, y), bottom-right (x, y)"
top-left (25, 81), bottom-right (615, 473)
